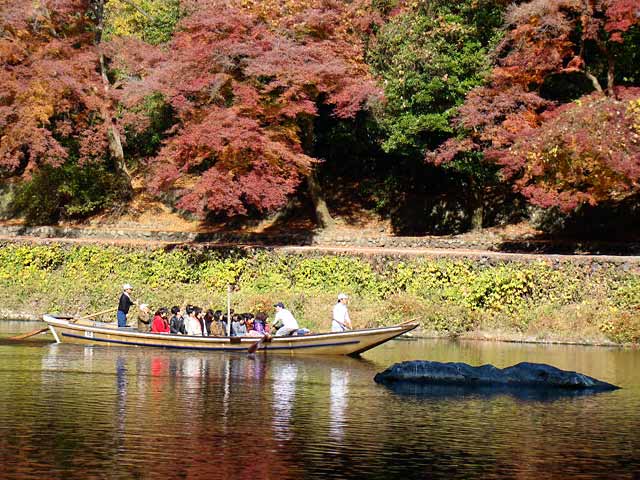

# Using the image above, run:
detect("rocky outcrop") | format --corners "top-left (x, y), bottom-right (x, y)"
top-left (374, 361), bottom-right (619, 396)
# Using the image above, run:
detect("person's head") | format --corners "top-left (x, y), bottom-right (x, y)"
top-left (160, 307), bottom-right (169, 318)
top-left (274, 302), bottom-right (285, 311)
top-left (139, 303), bottom-right (150, 313)
top-left (123, 283), bottom-right (133, 293)
top-left (337, 293), bottom-right (348, 304)
top-left (192, 306), bottom-right (202, 318)
top-left (204, 309), bottom-right (214, 321)
top-left (154, 308), bottom-right (163, 317)
top-left (185, 305), bottom-right (194, 315)
top-left (255, 312), bottom-right (267, 322)
top-left (171, 306), bottom-right (180, 315)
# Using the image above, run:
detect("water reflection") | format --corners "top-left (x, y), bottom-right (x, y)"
top-left (272, 362), bottom-right (299, 441)
top-left (379, 381), bottom-right (620, 402)
top-left (115, 356), bottom-right (127, 455)
top-left (4, 338), bottom-right (640, 479)
top-left (329, 368), bottom-right (349, 441)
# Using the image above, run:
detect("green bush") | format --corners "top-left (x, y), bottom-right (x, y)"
top-left (0, 243), bottom-right (639, 344)
top-left (11, 164), bottom-right (127, 225)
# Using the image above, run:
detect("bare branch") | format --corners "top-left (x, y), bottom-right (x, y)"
top-left (121, 0), bottom-right (152, 21)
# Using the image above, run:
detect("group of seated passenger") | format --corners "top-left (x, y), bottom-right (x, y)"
top-left (140, 305), bottom-right (274, 337)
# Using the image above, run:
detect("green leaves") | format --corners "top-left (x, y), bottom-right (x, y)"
top-left (104, 0), bottom-right (183, 45)
top-left (369, 2), bottom-right (501, 157)
top-left (0, 243), bottom-right (639, 342)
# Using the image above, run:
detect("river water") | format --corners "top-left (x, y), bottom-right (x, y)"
top-left (1, 321), bottom-right (639, 479)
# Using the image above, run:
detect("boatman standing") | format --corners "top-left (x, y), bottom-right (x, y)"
top-left (117, 283), bottom-right (135, 328)
top-left (332, 293), bottom-right (352, 332)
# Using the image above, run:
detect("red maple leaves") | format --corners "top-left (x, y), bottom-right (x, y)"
top-left (139, 0), bottom-right (379, 216)
top-left (0, 1), bottom-right (108, 176)
top-left (435, 0), bottom-right (640, 211)
top-left (1, 0), bottom-right (380, 218)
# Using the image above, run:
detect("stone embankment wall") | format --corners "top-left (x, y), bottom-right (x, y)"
top-left (1, 224), bottom-right (639, 272)
top-left (1, 224), bottom-right (640, 252)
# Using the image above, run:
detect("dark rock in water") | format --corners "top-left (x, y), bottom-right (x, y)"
top-left (374, 361), bottom-right (619, 397)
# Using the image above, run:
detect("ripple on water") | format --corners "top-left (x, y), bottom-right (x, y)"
top-left (0, 339), bottom-right (639, 479)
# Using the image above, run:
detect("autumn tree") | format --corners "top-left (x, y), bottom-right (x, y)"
top-left (0, 1), bottom-right (103, 176)
top-left (436, 0), bottom-right (640, 212)
top-left (0, 1), bottom-right (135, 222)
top-left (112, 0), bottom-right (381, 221)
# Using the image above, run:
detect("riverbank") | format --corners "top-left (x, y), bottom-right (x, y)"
top-left (1, 240), bottom-right (639, 346)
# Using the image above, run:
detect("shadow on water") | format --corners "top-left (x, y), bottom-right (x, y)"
top-left (379, 381), bottom-right (620, 402)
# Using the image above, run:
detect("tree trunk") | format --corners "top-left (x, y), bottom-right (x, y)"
top-left (298, 114), bottom-right (334, 230)
top-left (307, 168), bottom-right (334, 229)
top-left (584, 70), bottom-right (603, 94)
top-left (469, 183), bottom-right (484, 231)
top-left (92, 0), bottom-right (133, 191)
top-left (606, 51), bottom-right (616, 97)
top-left (99, 53), bottom-right (132, 185)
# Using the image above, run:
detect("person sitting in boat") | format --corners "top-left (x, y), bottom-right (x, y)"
top-left (186, 306), bottom-right (208, 336)
top-left (213, 310), bottom-right (226, 336)
top-left (137, 303), bottom-right (151, 332)
top-left (231, 313), bottom-right (247, 336)
top-left (117, 283), bottom-right (136, 327)
top-left (169, 306), bottom-right (186, 335)
top-left (245, 313), bottom-right (262, 337)
top-left (207, 309), bottom-right (224, 336)
top-left (204, 309), bottom-right (223, 336)
top-left (151, 307), bottom-right (170, 334)
top-left (273, 302), bottom-right (299, 336)
top-left (252, 312), bottom-right (268, 335)
top-left (331, 293), bottom-right (352, 332)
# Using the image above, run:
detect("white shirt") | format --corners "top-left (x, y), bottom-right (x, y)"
top-left (332, 302), bottom-right (351, 332)
top-left (185, 315), bottom-right (202, 336)
top-left (275, 308), bottom-right (299, 330)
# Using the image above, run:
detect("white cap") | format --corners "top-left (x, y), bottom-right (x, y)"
top-left (139, 303), bottom-right (149, 311)
top-left (123, 283), bottom-right (133, 290)
top-left (337, 293), bottom-right (348, 300)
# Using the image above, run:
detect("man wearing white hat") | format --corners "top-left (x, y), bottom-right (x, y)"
top-left (117, 283), bottom-right (135, 327)
top-left (332, 293), bottom-right (352, 332)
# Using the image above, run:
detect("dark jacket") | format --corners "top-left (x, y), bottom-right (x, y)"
top-left (170, 315), bottom-right (186, 335)
top-left (118, 293), bottom-right (134, 314)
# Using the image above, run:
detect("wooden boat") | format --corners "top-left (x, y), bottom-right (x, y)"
top-left (42, 314), bottom-right (418, 356)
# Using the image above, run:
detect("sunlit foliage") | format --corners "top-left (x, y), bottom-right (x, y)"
top-left (437, 0), bottom-right (640, 211)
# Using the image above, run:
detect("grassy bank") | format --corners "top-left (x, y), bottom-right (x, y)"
top-left (1, 242), bottom-right (639, 345)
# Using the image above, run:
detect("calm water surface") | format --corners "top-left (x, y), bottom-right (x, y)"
top-left (1, 322), bottom-right (639, 479)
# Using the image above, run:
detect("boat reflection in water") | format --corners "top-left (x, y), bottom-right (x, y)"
top-left (18, 336), bottom-right (640, 479)
top-left (272, 362), bottom-right (299, 441)
top-left (36, 344), bottom-right (378, 478)
top-left (329, 368), bottom-right (349, 442)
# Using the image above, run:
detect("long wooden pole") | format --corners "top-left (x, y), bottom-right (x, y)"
top-left (226, 284), bottom-right (231, 336)
top-left (10, 307), bottom-right (118, 340)
top-left (248, 333), bottom-right (271, 354)
top-left (69, 306), bottom-right (118, 323)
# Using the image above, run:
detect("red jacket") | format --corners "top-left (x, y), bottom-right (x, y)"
top-left (151, 314), bottom-right (170, 333)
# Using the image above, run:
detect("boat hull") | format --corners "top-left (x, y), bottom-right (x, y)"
top-left (43, 315), bottom-right (418, 356)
